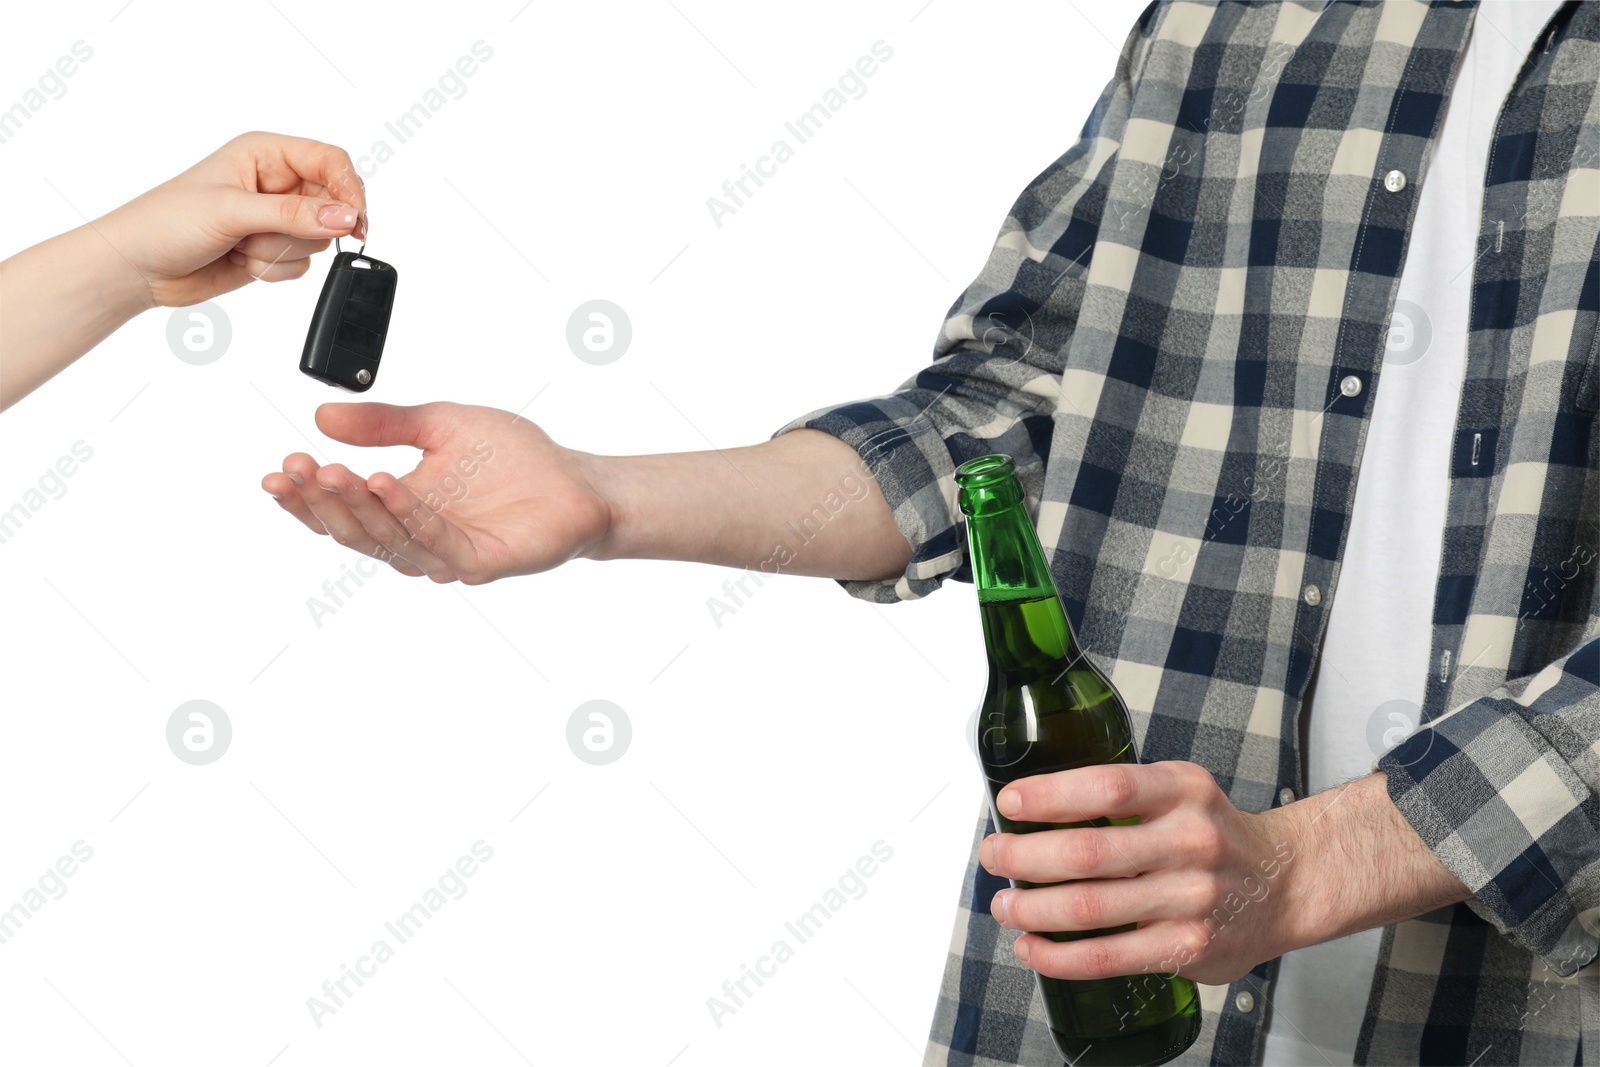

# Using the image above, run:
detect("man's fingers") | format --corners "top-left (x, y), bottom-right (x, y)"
top-left (314, 402), bottom-right (444, 451)
top-left (367, 471), bottom-right (483, 582)
top-left (263, 470), bottom-right (329, 535)
top-left (983, 824), bottom-right (1153, 883)
top-left (282, 455), bottom-right (424, 578)
top-left (314, 463), bottom-right (456, 583)
top-left (997, 761), bottom-right (1214, 824)
top-left (267, 466), bottom-right (424, 579)
top-left (994, 872), bottom-right (1199, 938)
top-left (1014, 920), bottom-right (1209, 983)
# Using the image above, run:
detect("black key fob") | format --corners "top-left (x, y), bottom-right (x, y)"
top-left (300, 243), bottom-right (397, 392)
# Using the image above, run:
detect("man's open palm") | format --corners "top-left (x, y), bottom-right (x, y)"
top-left (262, 401), bottom-right (613, 585)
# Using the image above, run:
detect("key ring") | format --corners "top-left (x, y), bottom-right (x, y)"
top-left (335, 211), bottom-right (369, 257)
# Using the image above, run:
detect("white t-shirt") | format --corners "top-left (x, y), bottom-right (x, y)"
top-left (1259, 2), bottom-right (1567, 1064)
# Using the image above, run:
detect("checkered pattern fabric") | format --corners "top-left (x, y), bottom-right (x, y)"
top-left (776, 2), bottom-right (1600, 1063)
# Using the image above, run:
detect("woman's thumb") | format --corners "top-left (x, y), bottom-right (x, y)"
top-left (221, 189), bottom-right (358, 240)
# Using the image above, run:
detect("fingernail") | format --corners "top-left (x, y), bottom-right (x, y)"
top-left (319, 203), bottom-right (358, 229)
top-left (997, 789), bottom-right (1021, 817)
top-left (268, 493), bottom-right (283, 501)
top-left (1015, 938), bottom-right (1030, 963)
top-left (993, 889), bottom-right (1012, 926)
top-left (981, 834), bottom-right (998, 871)
top-left (319, 480), bottom-right (341, 494)
top-left (285, 472), bottom-right (303, 486)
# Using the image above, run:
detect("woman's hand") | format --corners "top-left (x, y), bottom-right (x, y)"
top-left (1, 130), bottom-right (368, 409)
top-left (99, 130), bottom-right (367, 307)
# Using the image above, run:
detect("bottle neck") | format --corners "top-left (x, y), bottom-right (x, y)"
top-left (964, 493), bottom-right (1059, 604)
top-left (960, 473), bottom-right (1074, 671)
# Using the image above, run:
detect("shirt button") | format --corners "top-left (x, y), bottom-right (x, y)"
top-left (1340, 374), bottom-right (1363, 397)
top-left (1236, 991), bottom-right (1256, 1013)
top-left (1278, 786), bottom-right (1295, 805)
top-left (1383, 169), bottom-right (1408, 192)
top-left (1303, 584), bottom-right (1322, 606)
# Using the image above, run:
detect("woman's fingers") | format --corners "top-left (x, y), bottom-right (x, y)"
top-left (226, 249), bottom-right (313, 282)
top-left (232, 233), bottom-right (330, 265)
top-left (216, 186), bottom-right (358, 245)
top-left (239, 132), bottom-right (367, 218)
top-left (206, 133), bottom-right (366, 244)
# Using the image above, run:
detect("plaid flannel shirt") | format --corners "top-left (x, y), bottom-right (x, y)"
top-left (776, 1), bottom-right (1600, 1063)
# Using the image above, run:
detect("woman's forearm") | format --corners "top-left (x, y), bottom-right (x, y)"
top-left (0, 224), bottom-right (150, 410)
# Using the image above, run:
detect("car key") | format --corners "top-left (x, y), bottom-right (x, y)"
top-left (299, 234), bottom-right (397, 392)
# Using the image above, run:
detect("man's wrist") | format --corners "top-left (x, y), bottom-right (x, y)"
top-left (1258, 772), bottom-right (1473, 957)
top-left (567, 450), bottom-right (695, 564)
top-left (1253, 783), bottom-right (1339, 956)
top-left (569, 449), bottom-right (632, 563)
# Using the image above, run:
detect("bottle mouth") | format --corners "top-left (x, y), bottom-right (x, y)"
top-left (955, 454), bottom-right (1015, 485)
top-left (956, 454), bottom-right (1022, 516)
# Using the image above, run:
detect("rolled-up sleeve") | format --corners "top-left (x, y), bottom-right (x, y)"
top-left (1378, 634), bottom-right (1600, 976)
top-left (773, 2), bottom-right (1162, 603)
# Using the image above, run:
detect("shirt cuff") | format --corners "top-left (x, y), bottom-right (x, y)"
top-left (773, 395), bottom-right (968, 603)
top-left (1378, 686), bottom-right (1600, 976)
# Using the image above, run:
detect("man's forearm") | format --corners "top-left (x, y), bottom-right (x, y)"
top-left (1272, 772), bottom-right (1473, 952)
top-left (577, 427), bottom-right (913, 582)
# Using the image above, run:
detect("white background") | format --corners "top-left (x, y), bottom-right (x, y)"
top-left (0, 1), bottom-right (1144, 1063)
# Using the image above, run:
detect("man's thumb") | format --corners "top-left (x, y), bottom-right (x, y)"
top-left (315, 402), bottom-right (441, 451)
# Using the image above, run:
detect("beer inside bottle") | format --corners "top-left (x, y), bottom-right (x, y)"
top-left (956, 454), bottom-right (1200, 1067)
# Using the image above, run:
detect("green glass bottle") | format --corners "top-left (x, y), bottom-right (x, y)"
top-left (956, 454), bottom-right (1200, 1067)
